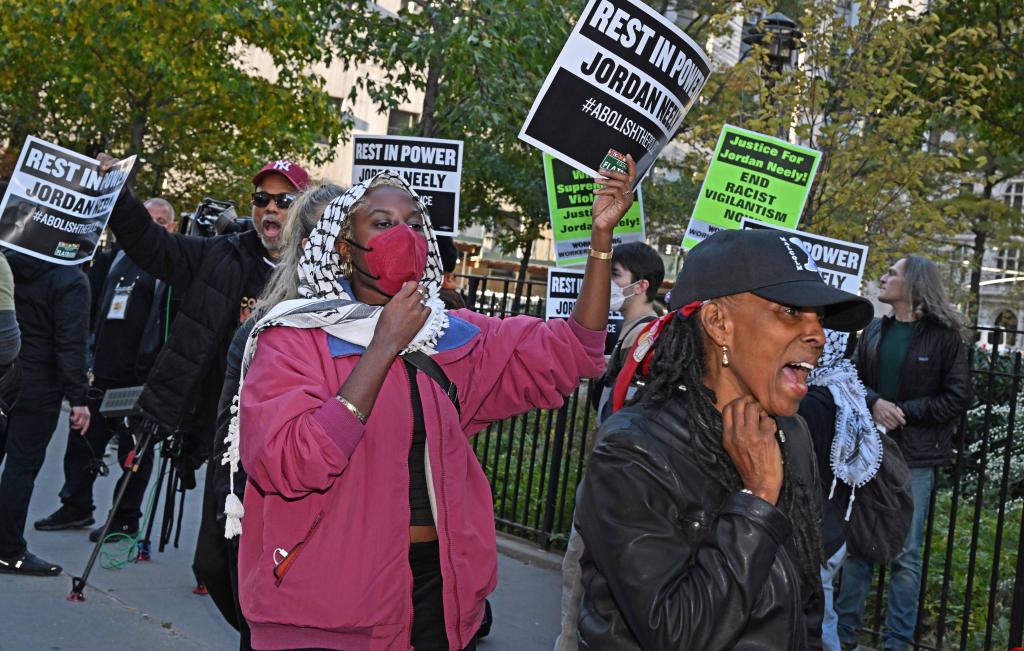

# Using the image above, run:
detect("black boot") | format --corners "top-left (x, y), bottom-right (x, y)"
top-left (89, 516), bottom-right (139, 543)
top-left (34, 505), bottom-right (95, 531)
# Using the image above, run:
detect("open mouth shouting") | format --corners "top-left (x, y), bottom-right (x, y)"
top-left (781, 359), bottom-right (816, 399)
top-left (261, 216), bottom-right (282, 240)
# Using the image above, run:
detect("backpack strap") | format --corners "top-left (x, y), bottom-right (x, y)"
top-left (401, 350), bottom-right (461, 416)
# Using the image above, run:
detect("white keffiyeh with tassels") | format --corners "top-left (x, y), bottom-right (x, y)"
top-left (808, 329), bottom-right (883, 521)
top-left (222, 171), bottom-right (449, 538)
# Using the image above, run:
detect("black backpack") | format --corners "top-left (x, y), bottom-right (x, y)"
top-left (831, 431), bottom-right (914, 564)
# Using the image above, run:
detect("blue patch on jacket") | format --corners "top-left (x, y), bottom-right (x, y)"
top-left (327, 315), bottom-right (480, 357)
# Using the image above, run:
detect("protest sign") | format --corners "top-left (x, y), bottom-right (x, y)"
top-left (741, 219), bottom-right (869, 293)
top-left (683, 125), bottom-right (821, 250)
top-left (352, 134), bottom-right (463, 235)
top-left (520, 0), bottom-right (710, 185)
top-left (544, 153), bottom-right (645, 266)
top-left (546, 266), bottom-right (622, 354)
top-left (0, 136), bottom-right (136, 265)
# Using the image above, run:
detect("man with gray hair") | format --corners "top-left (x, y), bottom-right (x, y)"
top-left (33, 198), bottom-right (176, 540)
top-left (143, 197), bottom-right (177, 233)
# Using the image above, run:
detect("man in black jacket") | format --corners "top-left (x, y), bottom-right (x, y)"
top-left (94, 154), bottom-right (307, 623)
top-left (835, 255), bottom-right (970, 651)
top-left (32, 198), bottom-right (176, 541)
top-left (0, 252), bottom-right (90, 576)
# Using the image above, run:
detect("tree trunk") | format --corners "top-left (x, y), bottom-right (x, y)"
top-left (968, 226), bottom-right (986, 327)
top-left (418, 59), bottom-right (441, 138)
top-left (511, 238), bottom-right (533, 315)
top-left (967, 180), bottom-right (996, 326)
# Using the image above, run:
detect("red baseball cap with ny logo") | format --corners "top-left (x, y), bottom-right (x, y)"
top-left (252, 159), bottom-right (310, 191)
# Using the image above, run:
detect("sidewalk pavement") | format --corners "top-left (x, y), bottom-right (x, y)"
top-left (0, 411), bottom-right (565, 651)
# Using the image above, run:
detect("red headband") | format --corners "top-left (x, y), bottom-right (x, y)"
top-left (610, 300), bottom-right (705, 413)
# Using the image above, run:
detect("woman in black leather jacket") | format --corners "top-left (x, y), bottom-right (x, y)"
top-left (574, 229), bottom-right (874, 651)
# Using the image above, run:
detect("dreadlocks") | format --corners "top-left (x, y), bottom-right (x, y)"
top-left (636, 312), bottom-right (824, 596)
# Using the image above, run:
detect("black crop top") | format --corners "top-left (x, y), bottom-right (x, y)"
top-left (405, 361), bottom-right (433, 527)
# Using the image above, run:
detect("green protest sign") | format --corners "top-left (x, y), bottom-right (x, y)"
top-left (544, 153), bottom-right (645, 267)
top-left (683, 124), bottom-right (821, 250)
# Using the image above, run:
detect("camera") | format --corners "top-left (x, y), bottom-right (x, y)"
top-left (179, 197), bottom-right (253, 237)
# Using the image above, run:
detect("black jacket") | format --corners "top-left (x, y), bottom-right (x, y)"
top-left (798, 386), bottom-right (846, 558)
top-left (575, 397), bottom-right (824, 651)
top-left (6, 252), bottom-right (90, 405)
top-left (90, 249), bottom-right (159, 387)
top-left (108, 191), bottom-right (273, 434)
top-left (855, 316), bottom-right (970, 467)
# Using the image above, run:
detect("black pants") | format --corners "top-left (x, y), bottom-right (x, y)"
top-left (291, 541), bottom-right (479, 651)
top-left (58, 386), bottom-right (153, 521)
top-left (0, 367), bottom-right (65, 558)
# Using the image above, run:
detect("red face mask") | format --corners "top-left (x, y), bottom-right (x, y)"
top-left (346, 223), bottom-right (428, 296)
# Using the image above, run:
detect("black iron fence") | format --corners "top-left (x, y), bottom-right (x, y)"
top-left (454, 274), bottom-right (1024, 650)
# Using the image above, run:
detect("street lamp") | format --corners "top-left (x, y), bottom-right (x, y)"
top-left (742, 11), bottom-right (803, 74)
top-left (742, 11), bottom-right (803, 138)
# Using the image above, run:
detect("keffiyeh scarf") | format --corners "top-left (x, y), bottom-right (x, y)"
top-left (808, 329), bottom-right (883, 520)
top-left (222, 171), bottom-right (449, 538)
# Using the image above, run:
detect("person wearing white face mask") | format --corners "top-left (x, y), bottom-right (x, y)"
top-left (596, 242), bottom-right (665, 424)
top-left (556, 241), bottom-right (664, 651)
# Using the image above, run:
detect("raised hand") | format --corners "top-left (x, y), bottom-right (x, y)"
top-left (591, 153), bottom-right (637, 233)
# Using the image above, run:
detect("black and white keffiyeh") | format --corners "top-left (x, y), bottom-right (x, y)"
top-left (808, 329), bottom-right (883, 520)
top-left (222, 171), bottom-right (449, 538)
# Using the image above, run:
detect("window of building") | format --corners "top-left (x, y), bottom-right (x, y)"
top-left (994, 248), bottom-right (1021, 280)
top-left (1003, 181), bottom-right (1024, 229)
top-left (1003, 181), bottom-right (1024, 210)
top-left (952, 243), bottom-right (972, 285)
top-left (387, 109), bottom-right (419, 135)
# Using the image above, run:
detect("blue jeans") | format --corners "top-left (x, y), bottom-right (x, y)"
top-left (836, 467), bottom-right (935, 651)
top-left (821, 544), bottom-right (848, 651)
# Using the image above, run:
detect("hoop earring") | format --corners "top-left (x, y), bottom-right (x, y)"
top-left (721, 345), bottom-right (730, 367)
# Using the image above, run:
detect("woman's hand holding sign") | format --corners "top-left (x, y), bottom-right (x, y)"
top-left (591, 152), bottom-right (637, 234)
top-left (571, 151), bottom-right (637, 332)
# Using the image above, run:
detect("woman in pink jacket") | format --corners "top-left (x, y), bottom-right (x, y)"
top-left (224, 157), bottom-right (636, 650)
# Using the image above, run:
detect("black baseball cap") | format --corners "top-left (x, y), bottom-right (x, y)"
top-left (669, 229), bottom-right (873, 332)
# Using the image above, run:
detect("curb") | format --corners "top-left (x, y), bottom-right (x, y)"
top-left (495, 532), bottom-right (564, 573)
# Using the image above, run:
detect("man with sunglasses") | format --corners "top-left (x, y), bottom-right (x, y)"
top-left (87, 156), bottom-right (307, 603)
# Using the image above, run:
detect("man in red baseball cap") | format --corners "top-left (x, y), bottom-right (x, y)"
top-left (250, 160), bottom-right (309, 258)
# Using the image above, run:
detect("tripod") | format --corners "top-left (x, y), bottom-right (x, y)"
top-left (68, 387), bottom-right (164, 602)
top-left (137, 432), bottom-right (191, 561)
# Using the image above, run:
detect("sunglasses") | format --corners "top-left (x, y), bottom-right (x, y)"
top-left (251, 191), bottom-right (296, 209)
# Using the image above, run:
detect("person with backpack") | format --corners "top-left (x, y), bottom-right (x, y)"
top-left (799, 330), bottom-right (912, 651)
top-left (224, 159), bottom-right (635, 650)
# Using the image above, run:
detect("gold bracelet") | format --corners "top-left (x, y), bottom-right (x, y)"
top-left (588, 247), bottom-right (612, 260)
top-left (335, 394), bottom-right (368, 424)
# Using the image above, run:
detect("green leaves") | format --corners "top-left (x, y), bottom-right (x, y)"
top-left (0, 0), bottom-right (345, 205)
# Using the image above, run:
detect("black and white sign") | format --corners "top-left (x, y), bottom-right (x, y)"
top-left (352, 134), bottom-right (463, 235)
top-left (520, 0), bottom-right (710, 185)
top-left (742, 219), bottom-right (869, 293)
top-left (0, 136), bottom-right (136, 265)
top-left (545, 267), bottom-right (622, 355)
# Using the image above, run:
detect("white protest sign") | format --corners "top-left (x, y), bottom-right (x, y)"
top-left (741, 219), bottom-right (869, 293)
top-left (520, 0), bottom-right (710, 186)
top-left (0, 136), bottom-right (136, 265)
top-left (352, 134), bottom-right (464, 235)
top-left (546, 266), bottom-right (622, 355)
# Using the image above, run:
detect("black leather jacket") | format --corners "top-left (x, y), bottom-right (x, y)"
top-left (855, 317), bottom-right (970, 467)
top-left (575, 397), bottom-right (824, 651)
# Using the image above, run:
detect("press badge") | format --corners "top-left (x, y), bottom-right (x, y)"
top-left (107, 282), bottom-right (134, 320)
